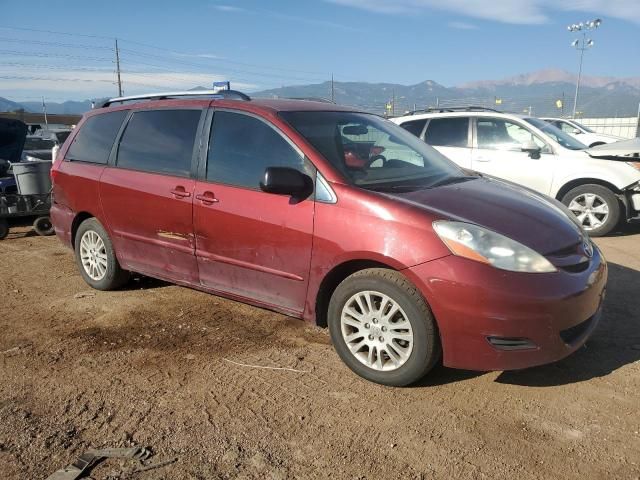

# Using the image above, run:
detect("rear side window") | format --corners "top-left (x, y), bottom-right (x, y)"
top-left (207, 111), bottom-right (306, 189)
top-left (117, 109), bottom-right (202, 177)
top-left (424, 117), bottom-right (469, 147)
top-left (399, 119), bottom-right (427, 137)
top-left (66, 110), bottom-right (127, 164)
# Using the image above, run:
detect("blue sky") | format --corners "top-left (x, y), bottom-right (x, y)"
top-left (1, 0), bottom-right (639, 101)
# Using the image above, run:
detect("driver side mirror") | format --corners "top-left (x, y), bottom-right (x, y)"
top-left (521, 141), bottom-right (542, 159)
top-left (573, 128), bottom-right (582, 135)
top-left (260, 167), bottom-right (314, 198)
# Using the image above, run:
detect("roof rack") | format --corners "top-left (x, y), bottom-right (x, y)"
top-left (407, 106), bottom-right (501, 115)
top-left (99, 89), bottom-right (251, 108)
top-left (286, 97), bottom-right (335, 104)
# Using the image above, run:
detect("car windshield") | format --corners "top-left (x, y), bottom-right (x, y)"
top-left (525, 118), bottom-right (587, 151)
top-left (571, 121), bottom-right (595, 133)
top-left (24, 138), bottom-right (55, 150)
top-left (280, 111), bottom-right (466, 191)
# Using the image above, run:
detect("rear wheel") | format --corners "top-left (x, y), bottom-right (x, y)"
top-left (74, 218), bottom-right (129, 290)
top-left (33, 216), bottom-right (54, 236)
top-left (328, 268), bottom-right (440, 386)
top-left (561, 184), bottom-right (620, 237)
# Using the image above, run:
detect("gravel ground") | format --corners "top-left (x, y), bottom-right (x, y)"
top-left (0, 222), bottom-right (639, 479)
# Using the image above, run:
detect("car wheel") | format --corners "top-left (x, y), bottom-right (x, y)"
top-left (561, 184), bottom-right (620, 237)
top-left (74, 218), bottom-right (129, 290)
top-left (0, 218), bottom-right (8, 240)
top-left (328, 268), bottom-right (441, 386)
top-left (33, 216), bottom-right (55, 236)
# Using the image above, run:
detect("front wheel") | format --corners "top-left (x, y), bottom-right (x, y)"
top-left (74, 218), bottom-right (129, 290)
top-left (561, 184), bottom-right (620, 237)
top-left (328, 268), bottom-right (441, 386)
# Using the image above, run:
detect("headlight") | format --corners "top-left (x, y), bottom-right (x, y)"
top-left (626, 161), bottom-right (640, 172)
top-left (433, 221), bottom-right (557, 273)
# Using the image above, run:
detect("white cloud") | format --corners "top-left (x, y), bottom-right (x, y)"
top-left (448, 21), bottom-right (478, 29)
top-left (212, 5), bottom-right (246, 13)
top-left (326, 0), bottom-right (640, 24)
top-left (1, 65), bottom-right (259, 101)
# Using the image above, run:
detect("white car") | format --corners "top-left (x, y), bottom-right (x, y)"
top-left (391, 109), bottom-right (640, 236)
top-left (541, 117), bottom-right (624, 147)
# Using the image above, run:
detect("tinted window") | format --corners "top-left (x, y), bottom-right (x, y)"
top-left (399, 119), bottom-right (427, 137)
top-left (207, 111), bottom-right (306, 188)
top-left (117, 110), bottom-right (201, 176)
top-left (66, 110), bottom-right (127, 164)
top-left (424, 118), bottom-right (469, 147)
top-left (24, 138), bottom-right (55, 150)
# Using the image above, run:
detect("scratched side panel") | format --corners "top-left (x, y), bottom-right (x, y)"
top-left (99, 167), bottom-right (198, 283)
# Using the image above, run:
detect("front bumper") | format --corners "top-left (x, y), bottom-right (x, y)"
top-left (404, 246), bottom-right (607, 371)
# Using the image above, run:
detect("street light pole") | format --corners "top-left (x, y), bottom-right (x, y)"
top-left (572, 32), bottom-right (586, 119)
top-left (568, 19), bottom-right (601, 119)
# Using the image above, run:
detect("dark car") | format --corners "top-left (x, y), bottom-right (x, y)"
top-left (50, 91), bottom-right (607, 386)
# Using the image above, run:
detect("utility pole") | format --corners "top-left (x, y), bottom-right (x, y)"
top-left (115, 38), bottom-right (123, 97)
top-left (41, 96), bottom-right (48, 128)
top-left (391, 89), bottom-right (395, 117)
top-left (330, 74), bottom-right (334, 103)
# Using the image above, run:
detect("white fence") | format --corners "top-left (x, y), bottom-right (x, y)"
top-left (579, 117), bottom-right (639, 139)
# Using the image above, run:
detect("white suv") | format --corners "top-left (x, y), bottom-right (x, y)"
top-left (541, 117), bottom-right (624, 147)
top-left (391, 109), bottom-right (640, 236)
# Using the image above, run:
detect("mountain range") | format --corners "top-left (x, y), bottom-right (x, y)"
top-left (2, 69), bottom-right (639, 118)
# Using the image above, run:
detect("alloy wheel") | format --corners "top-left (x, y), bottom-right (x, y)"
top-left (568, 193), bottom-right (609, 231)
top-left (340, 290), bottom-right (414, 372)
top-left (79, 230), bottom-right (108, 281)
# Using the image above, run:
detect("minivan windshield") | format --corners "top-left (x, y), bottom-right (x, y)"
top-left (280, 111), bottom-right (466, 191)
top-left (525, 118), bottom-right (587, 151)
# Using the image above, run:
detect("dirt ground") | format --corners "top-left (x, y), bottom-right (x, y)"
top-left (1, 221), bottom-right (639, 480)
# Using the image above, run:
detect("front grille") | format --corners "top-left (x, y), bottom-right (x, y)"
top-left (559, 315), bottom-right (596, 345)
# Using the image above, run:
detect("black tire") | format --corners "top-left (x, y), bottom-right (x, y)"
top-left (561, 184), bottom-right (620, 237)
top-left (0, 218), bottom-right (8, 240)
top-left (328, 268), bottom-right (441, 387)
top-left (74, 218), bottom-right (129, 290)
top-left (33, 216), bottom-right (55, 236)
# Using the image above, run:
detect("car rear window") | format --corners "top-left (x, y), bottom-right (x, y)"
top-left (399, 119), bottom-right (427, 137)
top-left (66, 110), bottom-right (128, 164)
top-left (116, 109), bottom-right (202, 177)
top-left (424, 117), bottom-right (469, 147)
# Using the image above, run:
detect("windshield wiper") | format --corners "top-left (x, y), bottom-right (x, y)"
top-left (428, 175), bottom-right (478, 189)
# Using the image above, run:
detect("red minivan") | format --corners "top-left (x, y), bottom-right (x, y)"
top-left (51, 91), bottom-right (607, 386)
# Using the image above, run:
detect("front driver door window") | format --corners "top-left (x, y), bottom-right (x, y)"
top-left (472, 118), bottom-right (555, 195)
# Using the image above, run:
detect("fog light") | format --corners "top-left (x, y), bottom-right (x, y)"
top-left (487, 336), bottom-right (537, 351)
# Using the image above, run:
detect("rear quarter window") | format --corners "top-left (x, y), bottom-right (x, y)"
top-left (66, 110), bottom-right (128, 164)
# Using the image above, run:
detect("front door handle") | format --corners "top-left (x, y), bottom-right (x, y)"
top-left (171, 186), bottom-right (191, 198)
top-left (475, 156), bottom-right (491, 162)
top-left (195, 191), bottom-right (219, 204)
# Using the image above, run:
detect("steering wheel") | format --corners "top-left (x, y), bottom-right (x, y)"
top-left (366, 154), bottom-right (387, 168)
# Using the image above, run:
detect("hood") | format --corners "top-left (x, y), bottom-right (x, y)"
top-left (0, 118), bottom-right (27, 163)
top-left (389, 177), bottom-right (583, 255)
top-left (586, 137), bottom-right (640, 158)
